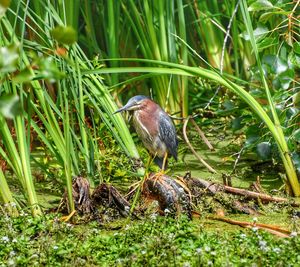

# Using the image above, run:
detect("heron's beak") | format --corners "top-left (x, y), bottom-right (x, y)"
top-left (113, 102), bottom-right (138, 114)
top-left (113, 106), bottom-right (127, 114)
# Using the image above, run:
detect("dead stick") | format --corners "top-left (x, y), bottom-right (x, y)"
top-left (190, 118), bottom-right (214, 151)
top-left (189, 177), bottom-right (298, 206)
top-left (210, 216), bottom-right (291, 237)
top-left (183, 116), bottom-right (217, 173)
top-left (223, 185), bottom-right (292, 204)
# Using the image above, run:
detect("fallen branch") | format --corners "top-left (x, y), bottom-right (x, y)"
top-left (210, 215), bottom-right (291, 238)
top-left (187, 176), bottom-right (298, 206)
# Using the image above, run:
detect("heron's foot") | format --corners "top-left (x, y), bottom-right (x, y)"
top-left (150, 169), bottom-right (169, 185)
top-left (60, 210), bottom-right (76, 222)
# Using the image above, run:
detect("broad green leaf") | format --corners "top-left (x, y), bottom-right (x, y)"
top-left (291, 152), bottom-right (300, 173)
top-left (277, 69), bottom-right (295, 90)
top-left (260, 11), bottom-right (288, 23)
top-left (262, 55), bottom-right (288, 74)
top-left (293, 92), bottom-right (300, 106)
top-left (249, 88), bottom-right (264, 97)
top-left (286, 107), bottom-right (298, 119)
top-left (223, 100), bottom-right (235, 111)
top-left (245, 135), bottom-right (259, 147)
top-left (0, 94), bottom-right (22, 119)
top-left (288, 52), bottom-right (300, 68)
top-left (231, 117), bottom-right (244, 131)
top-left (51, 26), bottom-right (77, 45)
top-left (256, 142), bottom-right (271, 160)
top-left (293, 129), bottom-right (300, 142)
top-left (245, 125), bottom-right (260, 148)
top-left (0, 0), bottom-right (10, 18)
top-left (0, 44), bottom-right (19, 73)
top-left (248, 0), bottom-right (273, 12)
top-left (241, 25), bottom-right (268, 41)
top-left (294, 42), bottom-right (300, 55)
top-left (274, 57), bottom-right (289, 74)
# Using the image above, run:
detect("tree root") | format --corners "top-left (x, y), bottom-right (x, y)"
top-left (60, 176), bottom-right (136, 221)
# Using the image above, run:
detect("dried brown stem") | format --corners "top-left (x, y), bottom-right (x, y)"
top-left (210, 216), bottom-right (291, 237)
top-left (190, 118), bottom-right (214, 151)
top-left (183, 116), bottom-right (217, 173)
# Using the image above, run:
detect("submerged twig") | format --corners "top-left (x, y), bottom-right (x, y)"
top-left (183, 116), bottom-right (217, 173)
top-left (210, 216), bottom-right (291, 237)
top-left (232, 147), bottom-right (244, 172)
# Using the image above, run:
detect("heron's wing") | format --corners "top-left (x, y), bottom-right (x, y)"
top-left (158, 112), bottom-right (178, 160)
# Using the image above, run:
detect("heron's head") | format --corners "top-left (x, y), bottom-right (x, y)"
top-left (114, 95), bottom-right (150, 114)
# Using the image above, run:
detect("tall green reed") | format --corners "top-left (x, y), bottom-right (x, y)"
top-left (0, 0), bottom-right (143, 216)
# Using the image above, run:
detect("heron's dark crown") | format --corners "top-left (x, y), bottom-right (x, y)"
top-left (129, 95), bottom-right (149, 103)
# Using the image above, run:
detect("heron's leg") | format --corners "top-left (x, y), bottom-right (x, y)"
top-left (162, 152), bottom-right (168, 171)
top-left (151, 153), bottom-right (169, 185)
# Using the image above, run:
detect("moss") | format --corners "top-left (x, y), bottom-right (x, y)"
top-left (0, 211), bottom-right (299, 266)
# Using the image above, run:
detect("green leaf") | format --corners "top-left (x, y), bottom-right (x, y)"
top-left (288, 52), bottom-right (300, 68)
top-left (231, 117), bottom-right (244, 131)
top-left (248, 0), bottom-right (273, 12)
top-left (256, 142), bottom-right (271, 160)
top-left (37, 57), bottom-right (66, 82)
top-left (260, 11), bottom-right (288, 23)
top-left (294, 42), bottom-right (300, 55)
top-left (293, 129), bottom-right (300, 142)
top-left (12, 68), bottom-right (35, 83)
top-left (277, 69), bottom-right (295, 90)
top-left (245, 136), bottom-right (259, 148)
top-left (262, 55), bottom-right (288, 75)
top-left (241, 25), bottom-right (268, 41)
top-left (245, 125), bottom-right (260, 147)
top-left (223, 100), bottom-right (235, 111)
top-left (286, 107), bottom-right (298, 119)
top-left (257, 37), bottom-right (278, 52)
top-left (291, 152), bottom-right (300, 173)
top-left (0, 94), bottom-right (22, 119)
top-left (0, 44), bottom-right (19, 73)
top-left (0, 0), bottom-right (10, 18)
top-left (293, 92), bottom-right (300, 106)
top-left (51, 26), bottom-right (77, 45)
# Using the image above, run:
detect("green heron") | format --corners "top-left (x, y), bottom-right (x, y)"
top-left (114, 95), bottom-right (178, 170)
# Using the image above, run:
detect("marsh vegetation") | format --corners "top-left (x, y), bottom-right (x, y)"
top-left (0, 0), bottom-right (300, 265)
